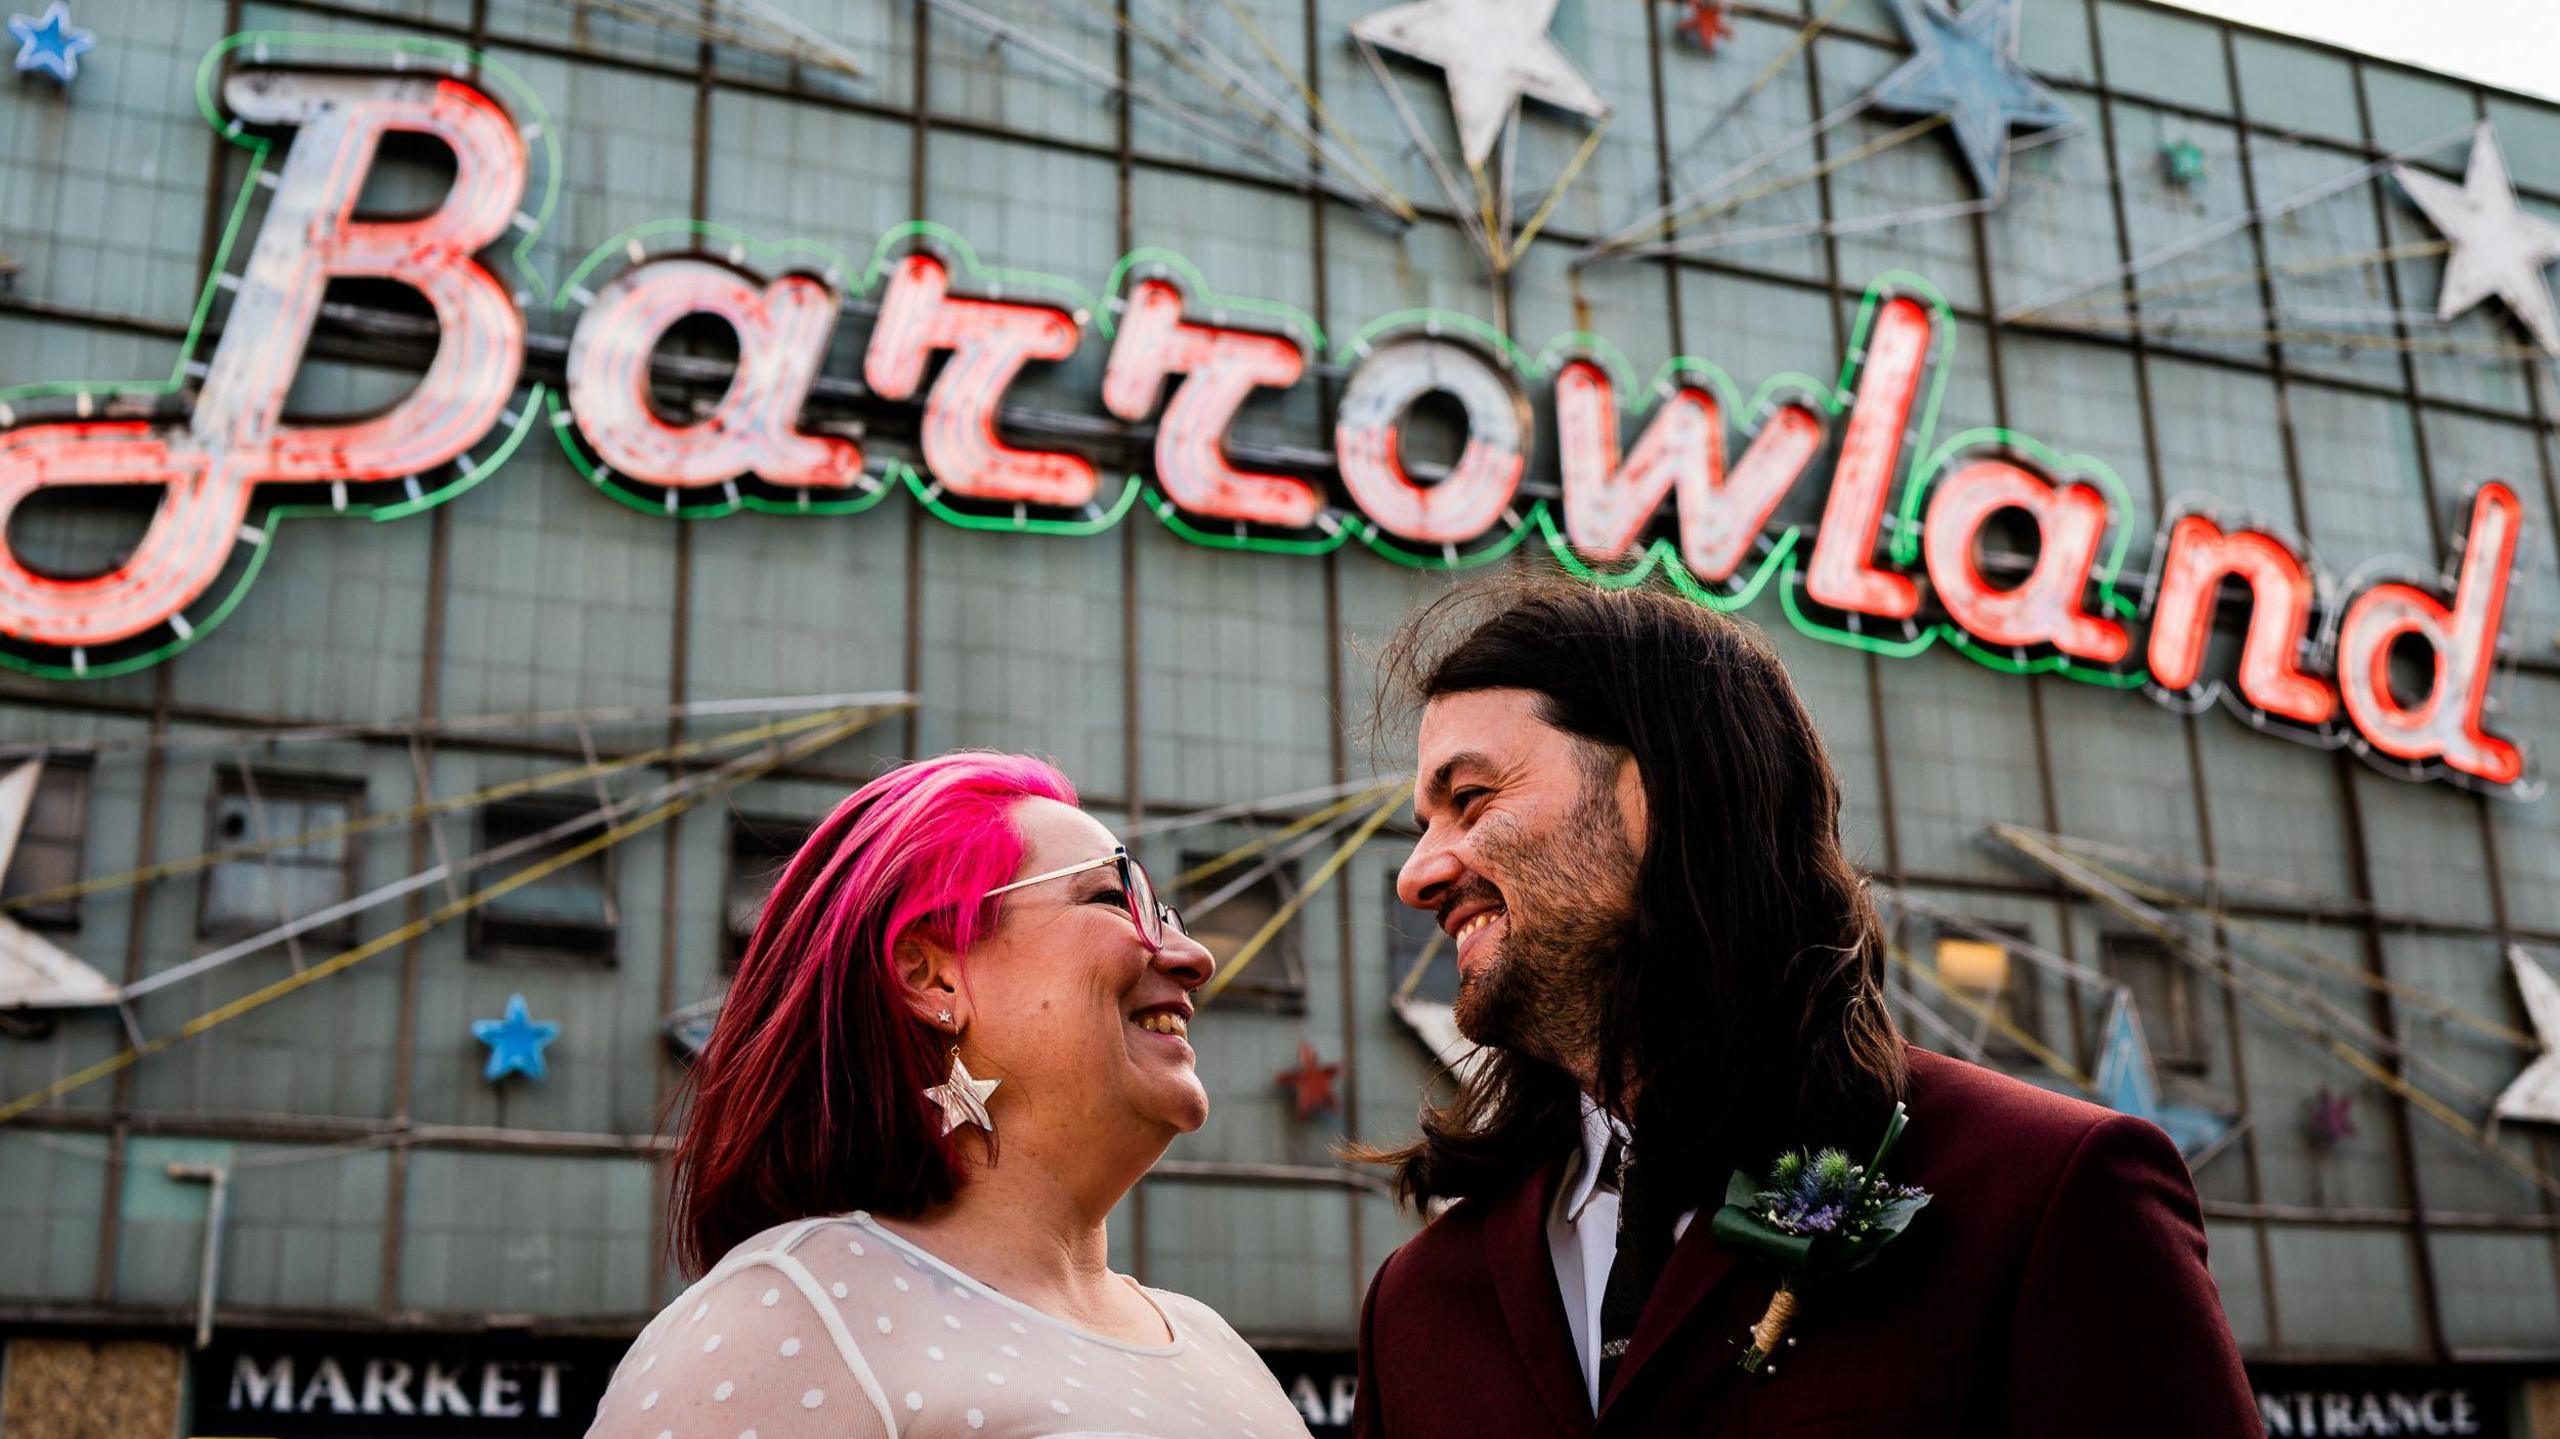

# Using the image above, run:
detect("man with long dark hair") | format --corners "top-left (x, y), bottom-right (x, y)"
top-left (1351, 575), bottom-right (2255, 1437)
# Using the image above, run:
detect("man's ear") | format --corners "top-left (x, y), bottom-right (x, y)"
top-left (894, 933), bottom-right (969, 1033)
top-left (1614, 750), bottom-right (1648, 853)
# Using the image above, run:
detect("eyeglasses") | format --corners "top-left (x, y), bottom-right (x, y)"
top-left (984, 845), bottom-right (1185, 955)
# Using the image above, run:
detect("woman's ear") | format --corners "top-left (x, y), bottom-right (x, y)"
top-left (894, 933), bottom-right (968, 1033)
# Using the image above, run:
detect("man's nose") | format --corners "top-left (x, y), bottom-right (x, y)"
top-left (1396, 833), bottom-right (1463, 913)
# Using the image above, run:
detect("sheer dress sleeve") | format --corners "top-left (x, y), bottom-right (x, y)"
top-left (587, 1244), bottom-right (898, 1439)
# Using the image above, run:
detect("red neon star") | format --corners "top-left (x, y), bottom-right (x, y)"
top-left (2307, 1088), bottom-right (2356, 1149)
top-left (1676, 0), bottom-right (1734, 54)
top-left (1275, 1041), bottom-right (1343, 1121)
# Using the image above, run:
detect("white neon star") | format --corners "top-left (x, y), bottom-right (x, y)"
top-left (2393, 123), bottom-right (2560, 358)
top-left (925, 1051), bottom-right (1001, 1136)
top-left (1351, 0), bottom-right (1610, 171)
top-left (0, 760), bottom-right (119, 1010)
top-left (2494, 946), bottom-right (2560, 1129)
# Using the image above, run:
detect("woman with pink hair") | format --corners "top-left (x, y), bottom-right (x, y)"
top-left (586, 752), bottom-right (1312, 1439)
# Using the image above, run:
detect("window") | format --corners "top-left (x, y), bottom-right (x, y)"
top-left (1384, 873), bottom-right (1456, 1005)
top-left (1180, 851), bottom-right (1305, 1011)
top-left (2100, 932), bottom-right (2206, 1074)
top-left (199, 770), bottom-right (365, 942)
top-left (1, 758), bottom-right (90, 931)
top-left (1932, 921), bottom-right (2042, 1063)
top-left (469, 797), bottom-right (619, 962)
top-left (723, 814), bottom-right (811, 969)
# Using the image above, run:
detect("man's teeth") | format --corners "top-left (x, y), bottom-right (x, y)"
top-left (1136, 1012), bottom-right (1189, 1038)
top-left (1458, 911), bottom-right (1502, 941)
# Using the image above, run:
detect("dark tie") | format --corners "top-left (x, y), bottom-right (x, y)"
top-left (1594, 1131), bottom-right (1676, 1403)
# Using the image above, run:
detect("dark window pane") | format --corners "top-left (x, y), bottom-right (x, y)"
top-left (199, 772), bottom-right (363, 941)
top-left (2, 761), bottom-right (91, 931)
top-left (1182, 851), bottom-right (1304, 1009)
top-left (471, 798), bottom-right (618, 962)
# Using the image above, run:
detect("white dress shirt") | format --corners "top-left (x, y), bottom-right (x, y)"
top-left (1544, 1096), bottom-right (1698, 1412)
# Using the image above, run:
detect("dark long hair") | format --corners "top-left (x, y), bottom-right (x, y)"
top-left (1365, 573), bottom-right (1905, 1211)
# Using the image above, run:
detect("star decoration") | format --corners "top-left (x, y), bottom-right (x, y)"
top-left (1675, 0), bottom-right (1733, 54)
top-left (2091, 997), bottom-right (2233, 1159)
top-left (2393, 123), bottom-right (2560, 358)
top-left (2493, 946), bottom-right (2560, 1127)
top-left (470, 993), bottom-right (561, 1083)
top-left (1275, 1040), bottom-right (1343, 1121)
top-left (2161, 137), bottom-right (2207, 188)
top-left (1351, 0), bottom-right (1610, 171)
top-left (925, 1051), bottom-right (1001, 1135)
top-left (2306, 1087), bottom-right (2356, 1149)
top-left (0, 760), bottom-right (118, 1009)
top-left (1867, 0), bottom-right (2074, 201)
top-left (8, 3), bottom-right (95, 84)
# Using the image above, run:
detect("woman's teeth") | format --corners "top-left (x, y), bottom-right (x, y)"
top-left (1136, 1012), bottom-right (1189, 1038)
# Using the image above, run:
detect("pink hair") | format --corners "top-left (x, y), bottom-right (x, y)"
top-left (669, 751), bottom-right (1078, 1273)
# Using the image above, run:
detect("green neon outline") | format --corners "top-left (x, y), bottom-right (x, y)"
top-left (0, 30), bottom-right (562, 680)
top-left (1146, 487), bottom-right (1353, 556)
top-left (855, 221), bottom-right (1098, 315)
top-left (1096, 247), bottom-right (1326, 352)
top-left (904, 465), bottom-right (1143, 536)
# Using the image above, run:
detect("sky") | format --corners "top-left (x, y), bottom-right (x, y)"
top-left (2164, 0), bottom-right (2560, 103)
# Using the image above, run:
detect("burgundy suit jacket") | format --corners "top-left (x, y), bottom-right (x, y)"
top-left (1352, 1047), bottom-right (2258, 1438)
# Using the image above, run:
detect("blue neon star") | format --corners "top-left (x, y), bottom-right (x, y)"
top-left (471, 993), bottom-right (562, 1083)
top-left (1868, 0), bottom-right (2074, 201)
top-left (8, 3), bottom-right (96, 84)
top-left (2092, 997), bottom-right (2233, 1159)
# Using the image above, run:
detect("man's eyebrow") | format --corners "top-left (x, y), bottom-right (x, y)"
top-left (1418, 751), bottom-right (1499, 811)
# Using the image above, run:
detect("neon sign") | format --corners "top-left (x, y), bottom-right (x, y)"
top-left (0, 35), bottom-right (2534, 797)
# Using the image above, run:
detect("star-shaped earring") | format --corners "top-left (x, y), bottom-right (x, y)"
top-left (925, 1050), bottom-right (1001, 1136)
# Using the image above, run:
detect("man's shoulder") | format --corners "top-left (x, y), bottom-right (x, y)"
top-left (1368, 1164), bottom-right (1555, 1302)
top-left (1901, 1045), bottom-right (2187, 1201)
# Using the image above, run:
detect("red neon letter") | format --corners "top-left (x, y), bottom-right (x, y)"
top-left (0, 72), bottom-right (525, 648)
top-left (1100, 278), bottom-right (1318, 529)
top-left (862, 252), bottom-right (1095, 508)
top-left (1334, 334), bottom-right (1528, 545)
top-left (1554, 358), bottom-right (1825, 581)
top-left (1920, 459), bottom-right (2130, 664)
top-left (1805, 296), bottom-right (1932, 619)
top-left (2336, 481), bottom-right (2528, 787)
top-left (2146, 514), bottom-right (2335, 725)
top-left (567, 258), bottom-right (860, 489)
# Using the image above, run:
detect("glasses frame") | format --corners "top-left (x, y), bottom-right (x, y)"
top-left (984, 845), bottom-right (1182, 954)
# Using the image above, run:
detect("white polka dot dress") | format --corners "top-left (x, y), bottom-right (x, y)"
top-left (583, 1213), bottom-right (1313, 1439)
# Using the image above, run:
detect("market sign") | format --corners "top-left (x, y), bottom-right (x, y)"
top-left (0, 34), bottom-right (2533, 797)
top-left (191, 1328), bottom-right (624, 1437)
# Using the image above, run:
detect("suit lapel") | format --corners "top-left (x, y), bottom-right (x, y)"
top-left (1598, 1206), bottom-right (1752, 1414)
top-left (1483, 1155), bottom-right (1596, 1439)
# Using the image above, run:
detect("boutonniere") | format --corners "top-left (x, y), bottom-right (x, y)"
top-left (1708, 1101), bottom-right (1931, 1375)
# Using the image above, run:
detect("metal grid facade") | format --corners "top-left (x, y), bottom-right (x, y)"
top-left (3, 0), bottom-right (2559, 1395)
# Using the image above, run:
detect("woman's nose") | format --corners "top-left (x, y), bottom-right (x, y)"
top-left (1157, 928), bottom-right (1217, 990)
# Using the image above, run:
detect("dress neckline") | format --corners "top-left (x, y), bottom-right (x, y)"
top-left (841, 1211), bottom-right (1189, 1358)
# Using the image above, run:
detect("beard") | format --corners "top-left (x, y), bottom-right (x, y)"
top-left (1448, 762), bottom-right (1641, 1075)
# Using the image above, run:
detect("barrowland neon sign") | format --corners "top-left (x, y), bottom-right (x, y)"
top-left (0, 34), bottom-right (2535, 797)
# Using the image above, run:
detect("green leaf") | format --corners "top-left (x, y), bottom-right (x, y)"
top-left (1724, 1170), bottom-right (1764, 1209)
top-left (1709, 1204), bottom-right (1815, 1269)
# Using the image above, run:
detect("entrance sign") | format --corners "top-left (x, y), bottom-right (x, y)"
top-left (0, 35), bottom-right (2534, 797)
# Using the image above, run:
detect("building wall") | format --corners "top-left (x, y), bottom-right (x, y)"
top-left (2, 0), bottom-right (2558, 1396)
